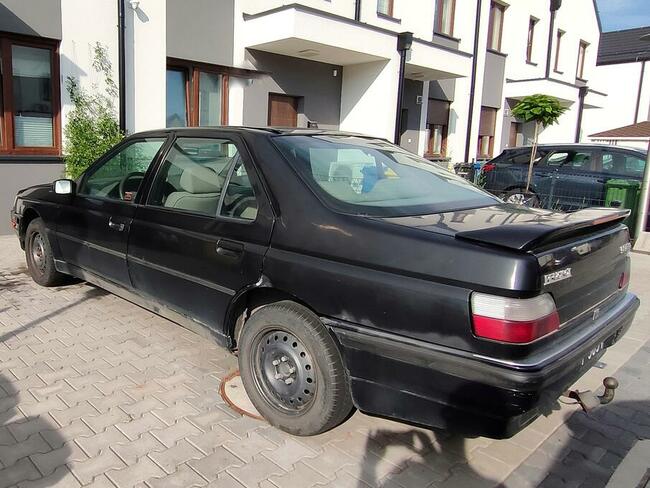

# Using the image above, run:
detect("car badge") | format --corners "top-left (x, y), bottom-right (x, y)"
top-left (592, 308), bottom-right (601, 321)
top-left (543, 267), bottom-right (572, 285)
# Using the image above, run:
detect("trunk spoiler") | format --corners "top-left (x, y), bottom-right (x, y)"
top-left (455, 208), bottom-right (630, 252)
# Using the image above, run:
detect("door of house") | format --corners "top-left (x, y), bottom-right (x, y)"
top-left (268, 94), bottom-right (299, 127)
top-left (509, 122), bottom-right (522, 147)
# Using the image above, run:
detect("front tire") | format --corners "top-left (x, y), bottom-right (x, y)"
top-left (25, 218), bottom-right (66, 287)
top-left (238, 301), bottom-right (354, 436)
top-left (502, 188), bottom-right (540, 207)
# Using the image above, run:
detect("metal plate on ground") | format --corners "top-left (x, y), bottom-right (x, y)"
top-left (219, 371), bottom-right (263, 420)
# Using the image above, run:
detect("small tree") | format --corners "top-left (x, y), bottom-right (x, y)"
top-left (511, 94), bottom-right (567, 192)
top-left (64, 43), bottom-right (124, 179)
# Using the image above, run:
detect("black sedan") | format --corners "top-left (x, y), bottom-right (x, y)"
top-left (480, 144), bottom-right (646, 211)
top-left (11, 128), bottom-right (639, 438)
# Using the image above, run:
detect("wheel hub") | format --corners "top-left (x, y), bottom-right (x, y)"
top-left (31, 233), bottom-right (46, 272)
top-left (255, 330), bottom-right (316, 411)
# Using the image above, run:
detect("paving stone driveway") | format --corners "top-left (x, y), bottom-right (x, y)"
top-left (1, 235), bottom-right (649, 488)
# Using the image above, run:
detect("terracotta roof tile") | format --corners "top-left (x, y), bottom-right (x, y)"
top-left (590, 121), bottom-right (650, 138)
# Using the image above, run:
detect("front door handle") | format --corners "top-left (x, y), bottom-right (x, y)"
top-left (108, 218), bottom-right (125, 232)
top-left (216, 239), bottom-right (244, 258)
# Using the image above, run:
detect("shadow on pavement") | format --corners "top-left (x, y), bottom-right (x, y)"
top-left (521, 399), bottom-right (650, 488)
top-left (0, 373), bottom-right (71, 485)
top-left (0, 286), bottom-right (107, 344)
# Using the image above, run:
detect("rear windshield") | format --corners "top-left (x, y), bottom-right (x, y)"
top-left (273, 135), bottom-right (498, 217)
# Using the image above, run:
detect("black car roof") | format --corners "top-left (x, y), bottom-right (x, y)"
top-left (503, 143), bottom-right (646, 155)
top-left (129, 126), bottom-right (382, 140)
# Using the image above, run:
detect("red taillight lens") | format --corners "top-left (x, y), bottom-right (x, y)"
top-left (471, 293), bottom-right (560, 344)
top-left (618, 271), bottom-right (629, 289)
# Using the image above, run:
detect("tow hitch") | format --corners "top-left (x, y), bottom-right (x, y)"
top-left (563, 377), bottom-right (619, 412)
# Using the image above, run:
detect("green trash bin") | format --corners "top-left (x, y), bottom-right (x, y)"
top-left (605, 179), bottom-right (641, 237)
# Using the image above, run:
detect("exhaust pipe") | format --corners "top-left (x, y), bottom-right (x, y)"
top-left (563, 377), bottom-right (619, 412)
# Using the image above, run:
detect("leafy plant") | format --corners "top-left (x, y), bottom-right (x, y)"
top-left (511, 94), bottom-right (567, 192)
top-left (64, 43), bottom-right (124, 179)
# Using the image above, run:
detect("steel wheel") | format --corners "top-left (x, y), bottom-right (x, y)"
top-left (506, 192), bottom-right (527, 205)
top-left (251, 329), bottom-right (317, 413)
top-left (30, 232), bottom-right (47, 274)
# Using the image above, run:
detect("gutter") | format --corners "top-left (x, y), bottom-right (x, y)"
top-left (354, 0), bottom-right (361, 21)
top-left (464, 0), bottom-right (483, 163)
top-left (118, 0), bottom-right (127, 133)
top-left (545, 0), bottom-right (562, 78)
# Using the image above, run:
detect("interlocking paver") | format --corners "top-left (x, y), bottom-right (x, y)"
top-left (224, 431), bottom-right (277, 463)
top-left (0, 457), bottom-right (42, 488)
top-left (111, 432), bottom-right (165, 465)
top-left (267, 461), bottom-right (328, 488)
top-left (7, 414), bottom-right (57, 442)
top-left (106, 455), bottom-right (166, 488)
top-left (147, 463), bottom-right (207, 488)
top-left (226, 455), bottom-right (286, 487)
top-left (149, 418), bottom-right (202, 448)
top-left (188, 447), bottom-right (245, 481)
top-left (68, 449), bottom-right (126, 485)
top-left (186, 426), bottom-right (238, 454)
top-left (30, 441), bottom-right (87, 477)
top-left (116, 413), bottom-right (167, 441)
top-left (18, 465), bottom-right (82, 488)
top-left (149, 438), bottom-right (204, 473)
top-left (49, 401), bottom-right (100, 427)
top-left (76, 426), bottom-right (130, 457)
top-left (0, 432), bottom-right (51, 468)
top-left (151, 401), bottom-right (199, 426)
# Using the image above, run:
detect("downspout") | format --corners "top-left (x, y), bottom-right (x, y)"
top-left (118, 0), bottom-right (127, 133)
top-left (394, 32), bottom-right (413, 145)
top-left (354, 0), bottom-right (362, 21)
top-left (463, 0), bottom-right (482, 162)
top-left (635, 60), bottom-right (646, 123)
top-left (545, 0), bottom-right (562, 78)
top-left (575, 85), bottom-right (588, 143)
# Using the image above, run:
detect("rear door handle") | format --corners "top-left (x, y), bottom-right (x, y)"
top-left (216, 239), bottom-right (244, 258)
top-left (108, 218), bottom-right (125, 232)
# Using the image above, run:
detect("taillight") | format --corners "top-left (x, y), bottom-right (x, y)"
top-left (471, 292), bottom-right (560, 344)
top-left (618, 271), bottom-right (629, 289)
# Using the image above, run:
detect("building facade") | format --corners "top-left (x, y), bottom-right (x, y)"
top-left (1, 0), bottom-right (605, 233)
top-left (585, 26), bottom-right (650, 146)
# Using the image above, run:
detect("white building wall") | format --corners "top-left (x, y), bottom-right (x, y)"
top-left (126, 0), bottom-right (166, 132)
top-left (59, 0), bottom-right (119, 146)
top-left (339, 58), bottom-right (400, 140)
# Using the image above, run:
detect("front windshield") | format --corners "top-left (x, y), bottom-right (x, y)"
top-left (273, 135), bottom-right (499, 217)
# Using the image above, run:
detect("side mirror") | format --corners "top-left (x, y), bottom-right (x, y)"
top-left (53, 179), bottom-right (75, 195)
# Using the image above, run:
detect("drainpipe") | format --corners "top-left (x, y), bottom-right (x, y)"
top-left (635, 60), bottom-right (646, 123)
top-left (118, 0), bottom-right (127, 133)
top-left (545, 0), bottom-right (561, 78)
top-left (394, 32), bottom-right (413, 145)
top-left (463, 0), bottom-right (482, 162)
top-left (354, 0), bottom-right (362, 21)
top-left (574, 85), bottom-right (588, 143)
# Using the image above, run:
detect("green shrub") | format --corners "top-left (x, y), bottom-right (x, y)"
top-left (64, 43), bottom-right (124, 179)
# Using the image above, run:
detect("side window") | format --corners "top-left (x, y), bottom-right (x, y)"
top-left (603, 151), bottom-right (646, 178)
top-left (545, 152), bottom-right (569, 166)
top-left (624, 155), bottom-right (646, 178)
top-left (219, 160), bottom-right (258, 221)
top-left (80, 138), bottom-right (165, 201)
top-left (564, 151), bottom-right (594, 170)
top-left (148, 137), bottom-right (238, 216)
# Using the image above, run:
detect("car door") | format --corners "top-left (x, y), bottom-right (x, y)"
top-left (126, 133), bottom-right (274, 336)
top-left (56, 136), bottom-right (169, 287)
top-left (552, 149), bottom-right (602, 210)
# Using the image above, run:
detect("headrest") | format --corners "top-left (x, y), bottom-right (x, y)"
top-left (179, 165), bottom-right (223, 193)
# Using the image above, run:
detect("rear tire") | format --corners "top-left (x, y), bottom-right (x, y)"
top-left (238, 301), bottom-right (354, 436)
top-left (25, 218), bottom-right (66, 287)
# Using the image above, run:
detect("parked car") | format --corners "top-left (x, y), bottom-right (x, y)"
top-left (11, 128), bottom-right (639, 438)
top-left (480, 144), bottom-right (647, 211)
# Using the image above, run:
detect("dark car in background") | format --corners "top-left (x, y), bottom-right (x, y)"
top-left (11, 128), bottom-right (639, 439)
top-left (480, 144), bottom-right (647, 211)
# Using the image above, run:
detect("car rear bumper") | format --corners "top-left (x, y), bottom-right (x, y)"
top-left (325, 292), bottom-right (639, 438)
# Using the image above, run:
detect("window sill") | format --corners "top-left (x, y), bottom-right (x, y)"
top-left (525, 60), bottom-right (538, 66)
top-left (576, 76), bottom-right (588, 83)
top-left (554, 69), bottom-right (564, 75)
top-left (487, 48), bottom-right (507, 57)
top-left (376, 12), bottom-right (401, 23)
top-left (433, 31), bottom-right (461, 43)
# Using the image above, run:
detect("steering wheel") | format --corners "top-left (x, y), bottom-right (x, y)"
top-left (229, 195), bottom-right (257, 219)
top-left (118, 172), bottom-right (145, 201)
